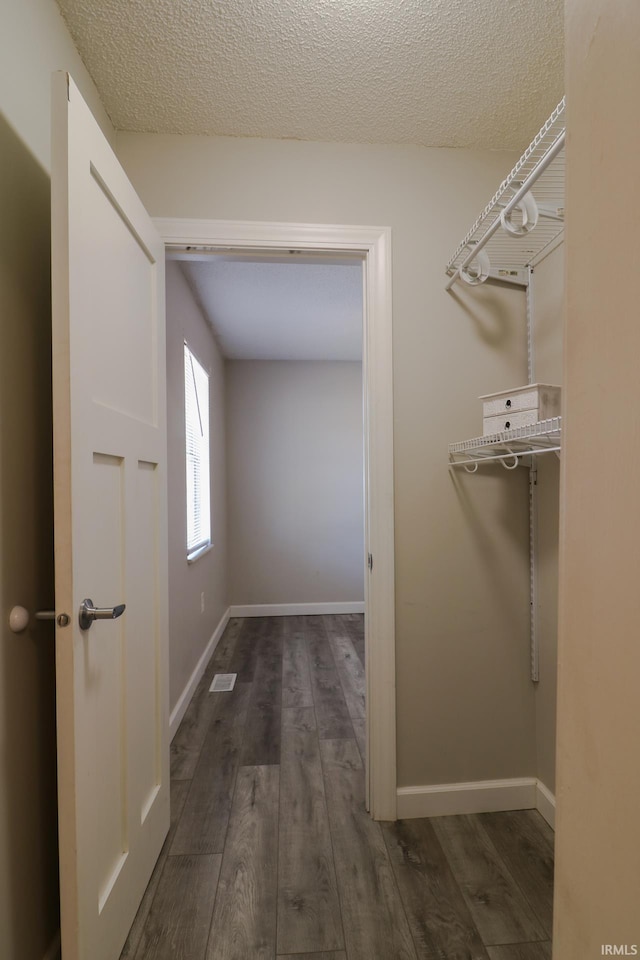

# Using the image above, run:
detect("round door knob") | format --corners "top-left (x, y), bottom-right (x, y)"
top-left (9, 606), bottom-right (30, 633)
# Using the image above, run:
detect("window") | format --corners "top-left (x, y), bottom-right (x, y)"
top-left (184, 342), bottom-right (211, 561)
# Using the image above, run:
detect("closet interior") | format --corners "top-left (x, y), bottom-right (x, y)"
top-left (446, 97), bottom-right (566, 824)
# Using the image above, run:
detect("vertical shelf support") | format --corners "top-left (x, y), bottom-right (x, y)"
top-left (527, 266), bottom-right (535, 384)
top-left (529, 458), bottom-right (540, 682)
top-left (527, 270), bottom-right (540, 682)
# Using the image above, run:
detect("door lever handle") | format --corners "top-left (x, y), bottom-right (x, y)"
top-left (79, 598), bottom-right (126, 631)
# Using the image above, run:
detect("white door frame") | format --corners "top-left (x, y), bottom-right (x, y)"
top-left (154, 218), bottom-right (396, 821)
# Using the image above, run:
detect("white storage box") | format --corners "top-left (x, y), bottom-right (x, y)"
top-left (483, 409), bottom-right (540, 435)
top-left (480, 384), bottom-right (561, 436)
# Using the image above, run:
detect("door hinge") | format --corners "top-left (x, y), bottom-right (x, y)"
top-left (367, 553), bottom-right (373, 572)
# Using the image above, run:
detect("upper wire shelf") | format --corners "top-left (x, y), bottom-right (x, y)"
top-left (446, 98), bottom-right (566, 289)
top-left (448, 417), bottom-right (562, 471)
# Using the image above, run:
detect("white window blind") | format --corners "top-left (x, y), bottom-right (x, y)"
top-left (184, 343), bottom-right (211, 560)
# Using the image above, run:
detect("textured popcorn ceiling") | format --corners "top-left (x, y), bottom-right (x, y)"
top-left (55, 0), bottom-right (563, 149)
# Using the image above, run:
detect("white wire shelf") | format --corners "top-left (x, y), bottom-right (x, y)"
top-left (446, 98), bottom-right (566, 289)
top-left (449, 417), bottom-right (562, 470)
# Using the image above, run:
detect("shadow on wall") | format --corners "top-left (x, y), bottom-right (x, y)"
top-left (448, 283), bottom-right (516, 348)
top-left (0, 113), bottom-right (59, 959)
top-left (449, 466), bottom-right (530, 633)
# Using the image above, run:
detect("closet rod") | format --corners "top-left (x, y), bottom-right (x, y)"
top-left (445, 128), bottom-right (566, 291)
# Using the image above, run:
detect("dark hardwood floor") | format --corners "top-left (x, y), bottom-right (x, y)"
top-left (121, 614), bottom-right (554, 960)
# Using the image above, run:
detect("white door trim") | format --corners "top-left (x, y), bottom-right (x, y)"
top-left (154, 218), bottom-right (396, 820)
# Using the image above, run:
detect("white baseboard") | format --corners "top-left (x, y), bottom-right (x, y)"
top-left (169, 607), bottom-right (231, 741)
top-left (397, 777), bottom-right (538, 819)
top-left (535, 779), bottom-right (556, 829)
top-left (396, 776), bottom-right (557, 825)
top-left (43, 931), bottom-right (61, 960)
top-left (228, 601), bottom-right (365, 617)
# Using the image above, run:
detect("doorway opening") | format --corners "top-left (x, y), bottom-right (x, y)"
top-left (156, 218), bottom-right (396, 820)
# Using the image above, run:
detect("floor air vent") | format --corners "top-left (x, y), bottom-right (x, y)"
top-left (209, 673), bottom-right (237, 693)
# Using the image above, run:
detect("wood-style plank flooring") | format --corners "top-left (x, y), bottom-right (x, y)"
top-left (121, 615), bottom-right (554, 960)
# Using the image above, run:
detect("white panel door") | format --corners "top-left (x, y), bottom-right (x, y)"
top-left (51, 73), bottom-right (169, 960)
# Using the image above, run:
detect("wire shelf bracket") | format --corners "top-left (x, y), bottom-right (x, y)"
top-left (445, 98), bottom-right (566, 291)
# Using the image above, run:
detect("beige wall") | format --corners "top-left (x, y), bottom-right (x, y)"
top-left (166, 262), bottom-right (228, 711)
top-left (227, 360), bottom-right (364, 606)
top-left (0, 0), bottom-right (114, 170)
top-left (0, 112), bottom-right (59, 960)
top-left (533, 249), bottom-right (564, 388)
top-left (0, 2), bottom-right (114, 957)
top-left (117, 131), bottom-right (538, 788)
top-left (532, 246), bottom-right (564, 795)
top-left (554, 0), bottom-right (640, 952)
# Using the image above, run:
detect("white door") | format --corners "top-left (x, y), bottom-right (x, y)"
top-left (51, 73), bottom-right (169, 960)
